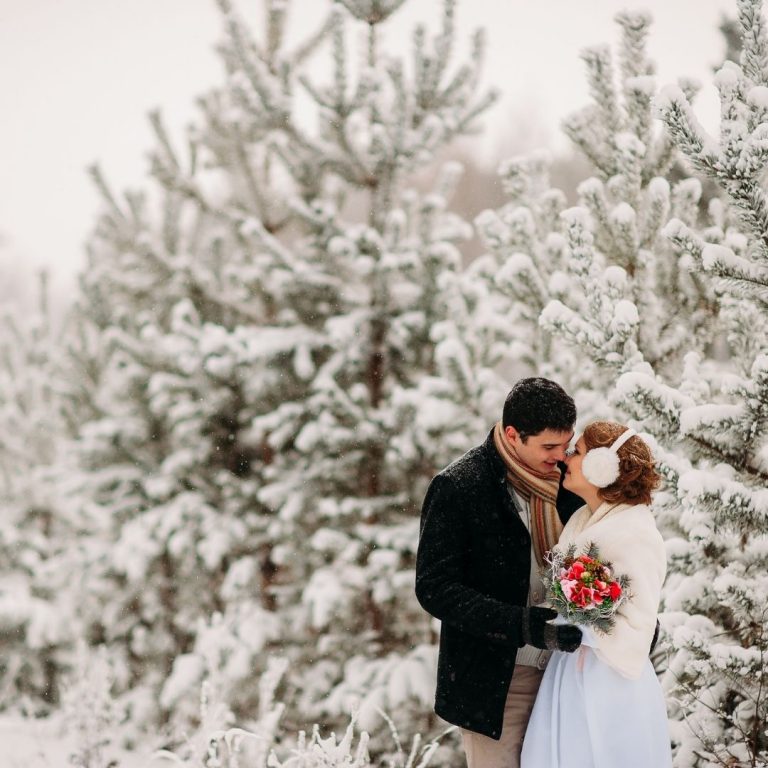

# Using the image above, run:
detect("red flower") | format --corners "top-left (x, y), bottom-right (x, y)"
top-left (609, 581), bottom-right (622, 600)
top-left (570, 584), bottom-right (598, 609)
top-left (570, 561), bottom-right (586, 578)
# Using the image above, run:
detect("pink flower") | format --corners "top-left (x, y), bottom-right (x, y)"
top-left (560, 579), bottom-right (579, 601)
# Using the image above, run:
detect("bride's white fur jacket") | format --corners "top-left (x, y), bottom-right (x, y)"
top-left (554, 500), bottom-right (666, 679)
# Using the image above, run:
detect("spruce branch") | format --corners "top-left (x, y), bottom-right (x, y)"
top-left (615, 11), bottom-right (654, 81)
top-left (582, 45), bottom-right (622, 136)
top-left (737, 0), bottom-right (768, 86)
top-left (265, 0), bottom-right (287, 64)
top-left (336, 0), bottom-right (408, 25)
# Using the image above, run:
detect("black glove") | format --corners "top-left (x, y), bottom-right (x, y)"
top-left (521, 607), bottom-right (582, 653)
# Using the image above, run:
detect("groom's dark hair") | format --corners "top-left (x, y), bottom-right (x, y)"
top-left (502, 377), bottom-right (576, 441)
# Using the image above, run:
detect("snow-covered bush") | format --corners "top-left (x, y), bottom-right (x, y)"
top-left (149, 657), bottom-right (448, 768)
top-left (61, 644), bottom-right (121, 768)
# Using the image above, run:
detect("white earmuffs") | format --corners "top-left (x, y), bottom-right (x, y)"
top-left (581, 428), bottom-right (637, 488)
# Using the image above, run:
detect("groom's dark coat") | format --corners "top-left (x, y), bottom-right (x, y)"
top-left (415, 428), bottom-right (584, 740)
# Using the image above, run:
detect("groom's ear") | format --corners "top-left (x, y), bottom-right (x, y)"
top-left (505, 425), bottom-right (521, 444)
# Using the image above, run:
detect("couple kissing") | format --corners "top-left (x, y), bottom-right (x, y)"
top-left (415, 377), bottom-right (671, 768)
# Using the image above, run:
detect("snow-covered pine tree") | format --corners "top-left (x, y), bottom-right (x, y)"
top-left (479, 4), bottom-right (766, 766)
top-left (474, 12), bottom-right (717, 422)
top-left (472, 17), bottom-right (729, 646)
top-left (182, 0), bottom-right (507, 746)
top-left (617, 1), bottom-right (768, 763)
top-left (64, 2), bottom-right (347, 724)
top-left (68, 0), bottom-right (504, 749)
top-left (67, 150), bottom-right (293, 726)
top-left (0, 273), bottom-right (74, 709)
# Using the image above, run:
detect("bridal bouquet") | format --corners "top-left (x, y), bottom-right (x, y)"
top-left (543, 543), bottom-right (630, 633)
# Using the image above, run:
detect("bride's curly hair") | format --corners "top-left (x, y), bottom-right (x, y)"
top-left (583, 421), bottom-right (660, 505)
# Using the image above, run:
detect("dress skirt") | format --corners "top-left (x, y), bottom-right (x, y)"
top-left (521, 628), bottom-right (672, 768)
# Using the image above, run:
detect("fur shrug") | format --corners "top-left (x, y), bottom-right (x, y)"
top-left (555, 501), bottom-right (666, 679)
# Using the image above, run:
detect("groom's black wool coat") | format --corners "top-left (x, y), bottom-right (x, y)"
top-left (415, 428), bottom-right (584, 740)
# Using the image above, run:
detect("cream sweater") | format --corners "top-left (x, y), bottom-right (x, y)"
top-left (555, 501), bottom-right (666, 679)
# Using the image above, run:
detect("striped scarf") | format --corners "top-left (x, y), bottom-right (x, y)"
top-left (493, 421), bottom-right (563, 567)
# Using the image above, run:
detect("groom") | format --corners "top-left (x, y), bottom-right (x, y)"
top-left (415, 377), bottom-right (585, 768)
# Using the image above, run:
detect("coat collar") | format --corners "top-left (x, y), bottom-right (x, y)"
top-left (580, 500), bottom-right (636, 529)
top-left (482, 426), bottom-right (507, 481)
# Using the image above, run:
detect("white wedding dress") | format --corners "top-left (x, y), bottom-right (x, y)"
top-left (521, 622), bottom-right (672, 768)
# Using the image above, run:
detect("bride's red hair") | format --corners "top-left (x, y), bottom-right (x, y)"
top-left (583, 422), bottom-right (660, 505)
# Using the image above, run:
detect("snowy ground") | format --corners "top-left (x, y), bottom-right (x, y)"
top-left (1, 714), bottom-right (152, 768)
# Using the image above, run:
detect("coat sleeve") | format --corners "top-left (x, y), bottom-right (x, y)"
top-left (590, 517), bottom-right (666, 679)
top-left (415, 473), bottom-right (525, 647)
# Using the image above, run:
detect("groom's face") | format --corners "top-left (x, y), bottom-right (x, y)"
top-left (505, 426), bottom-right (573, 473)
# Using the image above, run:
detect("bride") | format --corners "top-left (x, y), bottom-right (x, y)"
top-left (521, 421), bottom-right (672, 767)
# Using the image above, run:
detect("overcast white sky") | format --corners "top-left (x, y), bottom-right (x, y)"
top-left (0, 0), bottom-right (736, 308)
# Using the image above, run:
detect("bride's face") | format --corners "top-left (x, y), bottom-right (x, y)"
top-left (563, 436), bottom-right (594, 495)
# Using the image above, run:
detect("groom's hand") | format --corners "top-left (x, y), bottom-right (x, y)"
top-left (521, 607), bottom-right (582, 653)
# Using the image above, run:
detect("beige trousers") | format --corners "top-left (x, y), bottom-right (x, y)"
top-left (460, 665), bottom-right (544, 768)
